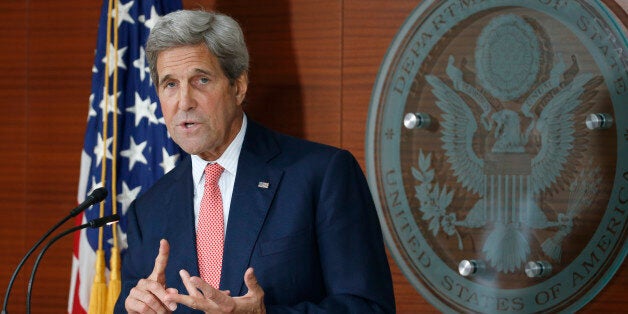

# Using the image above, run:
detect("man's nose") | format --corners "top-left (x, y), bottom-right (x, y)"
top-left (178, 84), bottom-right (195, 111)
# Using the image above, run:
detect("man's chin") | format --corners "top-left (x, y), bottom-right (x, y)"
top-left (174, 141), bottom-right (204, 156)
top-left (180, 145), bottom-right (219, 160)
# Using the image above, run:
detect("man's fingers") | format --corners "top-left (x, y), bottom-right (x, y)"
top-left (237, 268), bottom-right (266, 313)
top-left (165, 270), bottom-right (223, 312)
top-left (133, 278), bottom-right (178, 312)
top-left (243, 267), bottom-right (263, 296)
top-left (189, 276), bottom-right (227, 303)
top-left (134, 239), bottom-right (176, 312)
top-left (165, 269), bottom-right (264, 313)
top-left (148, 239), bottom-right (170, 283)
top-left (126, 284), bottom-right (171, 314)
top-left (188, 276), bottom-right (235, 312)
top-left (178, 269), bottom-right (202, 298)
top-left (163, 292), bottom-right (197, 311)
top-left (164, 291), bottom-right (223, 312)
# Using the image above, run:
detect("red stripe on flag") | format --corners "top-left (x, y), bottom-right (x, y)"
top-left (71, 272), bottom-right (87, 314)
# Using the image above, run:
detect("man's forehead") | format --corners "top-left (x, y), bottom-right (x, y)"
top-left (157, 44), bottom-right (213, 65)
top-left (156, 45), bottom-right (222, 78)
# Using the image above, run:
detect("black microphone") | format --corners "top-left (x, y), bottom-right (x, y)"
top-left (1, 187), bottom-right (108, 314)
top-left (69, 187), bottom-right (108, 217)
top-left (26, 214), bottom-right (120, 314)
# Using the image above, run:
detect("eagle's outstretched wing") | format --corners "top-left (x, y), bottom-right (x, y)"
top-left (531, 72), bottom-right (594, 195)
top-left (425, 74), bottom-right (484, 195)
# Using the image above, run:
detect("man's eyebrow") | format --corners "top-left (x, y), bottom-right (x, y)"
top-left (159, 68), bottom-right (215, 84)
top-left (159, 74), bottom-right (173, 85)
top-left (193, 68), bottom-right (214, 76)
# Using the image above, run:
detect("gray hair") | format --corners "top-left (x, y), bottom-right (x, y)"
top-left (146, 10), bottom-right (249, 85)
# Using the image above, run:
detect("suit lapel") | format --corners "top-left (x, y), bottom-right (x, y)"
top-left (221, 121), bottom-right (283, 294)
top-left (162, 157), bottom-right (201, 286)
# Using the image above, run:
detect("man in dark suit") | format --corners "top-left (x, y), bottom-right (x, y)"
top-left (115, 9), bottom-right (394, 313)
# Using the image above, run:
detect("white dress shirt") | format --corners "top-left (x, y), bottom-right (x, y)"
top-left (191, 115), bottom-right (247, 233)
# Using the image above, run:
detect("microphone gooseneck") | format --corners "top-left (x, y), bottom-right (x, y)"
top-left (25, 214), bottom-right (119, 314)
top-left (1, 188), bottom-right (108, 314)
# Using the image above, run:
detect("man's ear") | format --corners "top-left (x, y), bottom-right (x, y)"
top-left (235, 72), bottom-right (248, 105)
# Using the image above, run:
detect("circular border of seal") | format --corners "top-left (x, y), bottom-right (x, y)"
top-left (366, 1), bottom-right (628, 313)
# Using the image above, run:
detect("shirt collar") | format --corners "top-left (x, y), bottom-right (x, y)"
top-left (192, 114), bottom-right (247, 185)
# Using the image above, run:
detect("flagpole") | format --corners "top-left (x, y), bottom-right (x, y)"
top-left (89, 0), bottom-right (115, 313)
top-left (105, 0), bottom-right (123, 310)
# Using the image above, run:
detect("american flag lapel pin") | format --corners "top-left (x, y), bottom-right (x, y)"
top-left (258, 181), bottom-right (270, 189)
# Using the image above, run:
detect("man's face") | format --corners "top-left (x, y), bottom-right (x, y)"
top-left (156, 44), bottom-right (247, 161)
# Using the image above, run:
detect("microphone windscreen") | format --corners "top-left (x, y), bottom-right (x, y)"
top-left (89, 187), bottom-right (108, 203)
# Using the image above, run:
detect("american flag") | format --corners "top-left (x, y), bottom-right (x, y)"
top-left (68, 1), bottom-right (183, 313)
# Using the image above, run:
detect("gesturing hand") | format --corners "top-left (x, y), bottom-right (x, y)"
top-left (125, 239), bottom-right (178, 313)
top-left (164, 267), bottom-right (266, 314)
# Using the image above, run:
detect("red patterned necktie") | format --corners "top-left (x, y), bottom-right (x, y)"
top-left (196, 163), bottom-right (225, 288)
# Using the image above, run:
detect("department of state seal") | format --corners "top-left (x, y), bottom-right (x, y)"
top-left (366, 1), bottom-right (628, 313)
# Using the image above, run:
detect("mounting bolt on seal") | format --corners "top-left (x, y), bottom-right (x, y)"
top-left (403, 112), bottom-right (432, 129)
top-left (585, 113), bottom-right (613, 130)
top-left (458, 259), bottom-right (485, 277)
top-left (525, 261), bottom-right (552, 278)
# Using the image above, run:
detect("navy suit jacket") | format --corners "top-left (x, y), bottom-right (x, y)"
top-left (114, 121), bottom-right (395, 313)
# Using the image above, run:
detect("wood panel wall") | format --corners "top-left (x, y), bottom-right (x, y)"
top-left (0, 1), bottom-right (625, 313)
